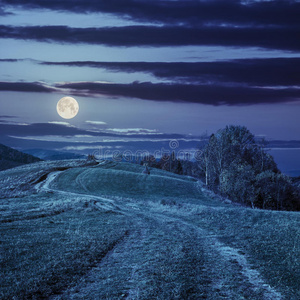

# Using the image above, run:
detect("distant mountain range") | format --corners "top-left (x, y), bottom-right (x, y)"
top-left (267, 140), bottom-right (300, 148)
top-left (0, 143), bottom-right (42, 171)
top-left (23, 149), bottom-right (85, 161)
top-left (0, 145), bottom-right (86, 171)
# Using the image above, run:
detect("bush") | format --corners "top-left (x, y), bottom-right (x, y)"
top-left (255, 171), bottom-right (300, 210)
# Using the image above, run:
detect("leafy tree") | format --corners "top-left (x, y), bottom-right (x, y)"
top-left (196, 125), bottom-right (299, 211)
top-left (220, 160), bottom-right (256, 208)
top-left (199, 125), bottom-right (257, 189)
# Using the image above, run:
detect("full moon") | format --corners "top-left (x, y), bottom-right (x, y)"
top-left (56, 96), bottom-right (79, 119)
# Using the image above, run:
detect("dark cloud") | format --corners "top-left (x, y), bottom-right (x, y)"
top-left (1, 80), bottom-right (299, 106)
top-left (0, 81), bottom-right (55, 93)
top-left (56, 81), bottom-right (300, 106)
top-left (2, 0), bottom-right (300, 27)
top-left (41, 58), bottom-right (300, 87)
top-left (0, 123), bottom-right (88, 137)
top-left (0, 59), bottom-right (21, 62)
top-left (0, 25), bottom-right (299, 51)
top-left (4, 57), bottom-right (299, 87)
top-left (0, 115), bottom-right (17, 119)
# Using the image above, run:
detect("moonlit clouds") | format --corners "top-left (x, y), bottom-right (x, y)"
top-left (48, 121), bottom-right (73, 127)
top-left (0, 0), bottom-right (299, 147)
top-left (85, 120), bottom-right (107, 125)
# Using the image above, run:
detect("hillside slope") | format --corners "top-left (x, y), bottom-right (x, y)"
top-left (51, 161), bottom-right (211, 204)
top-left (0, 160), bottom-right (299, 299)
top-left (0, 143), bottom-right (41, 171)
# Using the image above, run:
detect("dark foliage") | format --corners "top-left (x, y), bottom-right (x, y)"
top-left (137, 126), bottom-right (299, 211)
top-left (196, 126), bottom-right (299, 211)
top-left (140, 155), bottom-right (158, 168)
top-left (156, 152), bottom-right (183, 175)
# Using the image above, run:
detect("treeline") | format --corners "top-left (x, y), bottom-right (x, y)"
top-left (141, 126), bottom-right (300, 211)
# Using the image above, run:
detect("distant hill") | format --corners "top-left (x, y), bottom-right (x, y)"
top-left (0, 143), bottom-right (42, 171)
top-left (23, 149), bottom-right (85, 161)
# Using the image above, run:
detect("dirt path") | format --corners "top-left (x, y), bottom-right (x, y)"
top-left (40, 169), bottom-right (282, 300)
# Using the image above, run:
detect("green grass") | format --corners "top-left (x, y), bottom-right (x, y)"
top-left (1, 160), bottom-right (299, 299)
top-left (52, 162), bottom-right (206, 204)
top-left (0, 159), bottom-right (97, 199)
top-left (0, 192), bottom-right (129, 299)
top-left (177, 206), bottom-right (300, 299)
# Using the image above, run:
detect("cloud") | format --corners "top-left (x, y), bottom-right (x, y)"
top-left (0, 25), bottom-right (299, 51)
top-left (0, 115), bottom-right (18, 119)
top-left (106, 128), bottom-right (162, 135)
top-left (0, 59), bottom-right (22, 62)
top-left (0, 81), bottom-right (55, 93)
top-left (0, 122), bottom-right (185, 141)
top-left (63, 145), bottom-right (123, 151)
top-left (2, 0), bottom-right (300, 27)
top-left (56, 81), bottom-right (300, 106)
top-left (1, 80), bottom-right (300, 106)
top-left (0, 121), bottom-right (29, 126)
top-left (85, 120), bottom-right (107, 125)
top-left (41, 58), bottom-right (300, 87)
top-left (0, 120), bottom-right (204, 154)
top-left (48, 121), bottom-right (73, 127)
top-left (0, 6), bottom-right (12, 16)
top-left (0, 122), bottom-right (90, 137)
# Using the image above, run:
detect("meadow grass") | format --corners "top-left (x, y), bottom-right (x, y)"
top-left (0, 192), bottom-right (129, 299)
top-left (0, 159), bottom-right (97, 199)
top-left (52, 161), bottom-right (204, 204)
top-left (1, 160), bottom-right (299, 299)
top-left (175, 205), bottom-right (300, 299)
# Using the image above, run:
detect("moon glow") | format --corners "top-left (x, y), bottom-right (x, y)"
top-left (56, 96), bottom-right (79, 119)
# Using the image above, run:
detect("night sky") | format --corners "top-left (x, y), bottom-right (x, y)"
top-left (0, 0), bottom-right (299, 158)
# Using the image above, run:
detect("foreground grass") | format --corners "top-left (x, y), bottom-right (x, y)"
top-left (0, 192), bottom-right (129, 299)
top-left (150, 201), bottom-right (300, 299)
top-left (1, 160), bottom-right (299, 299)
top-left (194, 207), bottom-right (300, 299)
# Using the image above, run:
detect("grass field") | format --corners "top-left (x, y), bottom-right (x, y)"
top-left (52, 161), bottom-right (215, 206)
top-left (0, 160), bottom-right (299, 299)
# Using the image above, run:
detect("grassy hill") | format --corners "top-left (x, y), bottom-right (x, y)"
top-left (0, 143), bottom-right (41, 171)
top-left (0, 160), bottom-right (299, 299)
top-left (52, 161), bottom-right (211, 204)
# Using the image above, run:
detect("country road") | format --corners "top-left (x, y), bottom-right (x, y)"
top-left (38, 167), bottom-right (283, 300)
